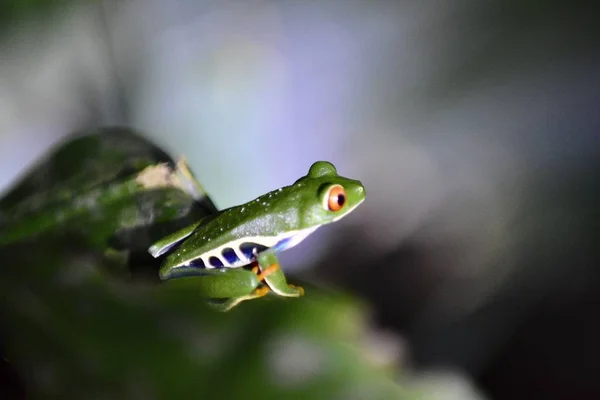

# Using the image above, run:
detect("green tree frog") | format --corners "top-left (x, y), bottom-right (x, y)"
top-left (149, 161), bottom-right (366, 311)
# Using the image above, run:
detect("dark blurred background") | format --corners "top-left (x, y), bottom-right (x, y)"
top-left (1, 1), bottom-right (599, 399)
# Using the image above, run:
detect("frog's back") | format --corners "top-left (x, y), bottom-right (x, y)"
top-left (163, 188), bottom-right (301, 269)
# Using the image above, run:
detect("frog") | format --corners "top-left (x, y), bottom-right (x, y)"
top-left (149, 161), bottom-right (366, 311)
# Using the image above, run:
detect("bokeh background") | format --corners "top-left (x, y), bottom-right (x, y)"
top-left (1, 1), bottom-right (598, 399)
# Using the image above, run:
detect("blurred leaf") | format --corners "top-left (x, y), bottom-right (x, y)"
top-left (0, 234), bottom-right (419, 399)
top-left (0, 0), bottom-right (64, 32)
top-left (0, 127), bottom-right (217, 252)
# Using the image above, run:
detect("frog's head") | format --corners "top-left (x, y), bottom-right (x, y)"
top-left (293, 161), bottom-right (366, 227)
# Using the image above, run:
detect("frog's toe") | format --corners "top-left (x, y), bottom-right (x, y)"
top-left (287, 284), bottom-right (305, 297)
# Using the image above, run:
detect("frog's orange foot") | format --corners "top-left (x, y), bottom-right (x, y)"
top-left (256, 264), bottom-right (280, 281)
top-left (252, 286), bottom-right (271, 298)
top-left (289, 284), bottom-right (305, 296)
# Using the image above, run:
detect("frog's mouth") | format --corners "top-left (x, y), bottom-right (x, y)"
top-left (331, 196), bottom-right (365, 223)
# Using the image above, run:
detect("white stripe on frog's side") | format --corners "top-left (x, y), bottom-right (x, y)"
top-left (179, 226), bottom-right (320, 270)
top-left (272, 225), bottom-right (319, 252)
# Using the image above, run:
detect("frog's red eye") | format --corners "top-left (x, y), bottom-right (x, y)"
top-left (326, 185), bottom-right (346, 212)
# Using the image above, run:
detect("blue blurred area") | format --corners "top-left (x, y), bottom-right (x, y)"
top-left (1, 1), bottom-right (599, 399)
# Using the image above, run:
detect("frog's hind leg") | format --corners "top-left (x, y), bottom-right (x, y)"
top-left (207, 262), bottom-right (278, 311)
top-left (204, 259), bottom-right (292, 311)
top-left (208, 286), bottom-right (271, 312)
top-left (163, 266), bottom-right (272, 311)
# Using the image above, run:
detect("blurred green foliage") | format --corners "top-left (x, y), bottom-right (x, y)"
top-left (0, 0), bottom-right (64, 32)
top-left (0, 128), bottom-right (419, 398)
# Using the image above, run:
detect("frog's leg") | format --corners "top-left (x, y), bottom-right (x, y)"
top-left (163, 264), bottom-right (279, 312)
top-left (163, 267), bottom-right (261, 297)
top-left (149, 220), bottom-right (202, 258)
top-left (208, 286), bottom-right (271, 312)
top-left (209, 261), bottom-right (294, 311)
top-left (256, 252), bottom-right (305, 297)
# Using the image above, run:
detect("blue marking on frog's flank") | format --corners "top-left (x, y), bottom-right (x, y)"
top-left (209, 256), bottom-right (224, 268)
top-left (239, 242), bottom-right (268, 260)
top-left (189, 258), bottom-right (205, 268)
top-left (222, 247), bottom-right (240, 264)
top-left (272, 237), bottom-right (293, 252)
